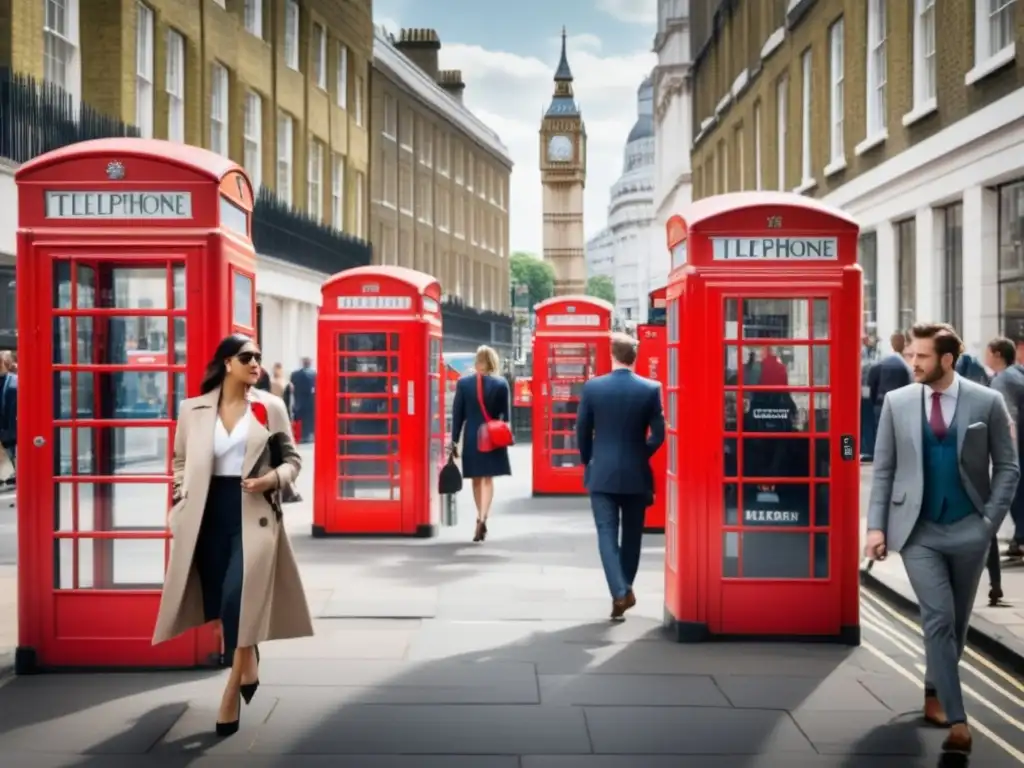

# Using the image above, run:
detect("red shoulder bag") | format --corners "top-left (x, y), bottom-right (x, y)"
top-left (476, 374), bottom-right (514, 452)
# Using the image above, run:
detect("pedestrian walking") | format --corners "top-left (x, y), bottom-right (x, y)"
top-left (575, 332), bottom-right (665, 622)
top-left (986, 336), bottom-right (1024, 563)
top-left (865, 322), bottom-right (1019, 754)
top-left (153, 334), bottom-right (313, 737)
top-left (450, 345), bottom-right (512, 542)
top-left (290, 358), bottom-right (316, 443)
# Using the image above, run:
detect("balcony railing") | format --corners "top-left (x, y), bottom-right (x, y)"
top-left (0, 68), bottom-right (139, 164)
top-left (252, 188), bottom-right (372, 275)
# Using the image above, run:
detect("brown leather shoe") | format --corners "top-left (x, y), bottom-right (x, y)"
top-left (942, 724), bottom-right (972, 754)
top-left (625, 590), bottom-right (636, 609)
top-left (924, 694), bottom-right (949, 727)
top-left (610, 597), bottom-right (628, 621)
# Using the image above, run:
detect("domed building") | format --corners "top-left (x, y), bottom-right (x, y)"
top-left (585, 74), bottom-right (656, 325)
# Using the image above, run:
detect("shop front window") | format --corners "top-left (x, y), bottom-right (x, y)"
top-left (858, 233), bottom-right (877, 339)
top-left (999, 181), bottom-right (1024, 342)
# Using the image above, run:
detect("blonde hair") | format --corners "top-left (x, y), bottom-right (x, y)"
top-left (474, 345), bottom-right (500, 375)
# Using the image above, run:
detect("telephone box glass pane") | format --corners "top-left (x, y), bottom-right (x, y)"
top-left (814, 533), bottom-right (829, 578)
top-left (173, 266), bottom-right (186, 308)
top-left (724, 437), bottom-right (737, 477)
top-left (813, 393), bottom-right (830, 431)
top-left (724, 298), bottom-right (738, 339)
top-left (742, 299), bottom-right (810, 339)
top-left (812, 299), bottom-right (829, 338)
top-left (58, 539), bottom-right (167, 588)
top-left (724, 345), bottom-right (739, 384)
top-left (815, 484), bottom-right (830, 525)
top-left (741, 483), bottom-right (810, 526)
top-left (336, 332), bottom-right (401, 499)
top-left (741, 532), bottom-right (810, 578)
top-left (429, 337), bottom-right (443, 521)
top-left (723, 532), bottom-right (739, 576)
top-left (548, 342), bottom-right (595, 468)
top-left (723, 483), bottom-right (738, 525)
top-left (815, 438), bottom-right (830, 477)
top-left (741, 437), bottom-right (809, 478)
top-left (740, 346), bottom-right (809, 386)
top-left (743, 392), bottom-right (810, 432)
top-left (724, 392), bottom-right (738, 432)
top-left (812, 345), bottom-right (830, 385)
top-left (233, 272), bottom-right (254, 328)
top-left (54, 426), bottom-right (168, 475)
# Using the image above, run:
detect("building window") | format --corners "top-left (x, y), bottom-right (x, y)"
top-left (866, 0), bottom-right (887, 138)
top-left (332, 155), bottom-right (345, 231)
top-left (312, 23), bottom-right (326, 89)
top-left (382, 163), bottom-right (396, 206)
top-left (244, 0), bottom-right (262, 38)
top-left (998, 181), bottom-right (1024, 340)
top-left (399, 166), bottom-right (413, 215)
top-left (454, 144), bottom-right (463, 183)
top-left (355, 171), bottom-right (365, 238)
top-left (417, 177), bottom-right (432, 224)
top-left (399, 110), bottom-right (413, 149)
top-left (438, 133), bottom-right (450, 175)
top-left (243, 92), bottom-right (262, 190)
top-left (308, 139), bottom-right (324, 222)
top-left (776, 75), bottom-right (788, 191)
top-left (828, 19), bottom-right (844, 164)
top-left (974, 0), bottom-right (1016, 70)
top-left (382, 93), bottom-right (397, 138)
top-left (166, 30), bottom-right (185, 142)
top-left (354, 75), bottom-right (365, 127)
top-left (799, 49), bottom-right (812, 185)
top-left (455, 195), bottom-right (465, 237)
top-left (284, 0), bottom-right (299, 71)
top-left (753, 101), bottom-right (762, 190)
top-left (277, 112), bottom-right (293, 205)
top-left (940, 203), bottom-right (963, 334)
top-left (135, 3), bottom-right (154, 138)
top-left (210, 62), bottom-right (229, 156)
top-left (419, 120), bottom-right (433, 167)
top-left (734, 126), bottom-right (744, 190)
top-left (336, 43), bottom-right (348, 109)
top-left (859, 232), bottom-right (878, 336)
top-left (467, 154), bottom-right (475, 192)
top-left (895, 218), bottom-right (916, 333)
top-left (912, 0), bottom-right (936, 109)
top-left (438, 188), bottom-right (450, 231)
top-left (44, 0), bottom-right (80, 101)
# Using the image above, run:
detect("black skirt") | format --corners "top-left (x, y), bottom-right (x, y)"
top-left (193, 475), bottom-right (244, 666)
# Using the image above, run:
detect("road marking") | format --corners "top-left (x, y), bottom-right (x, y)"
top-left (862, 640), bottom-right (1024, 763)
top-left (913, 662), bottom-right (1024, 734)
top-left (861, 614), bottom-right (924, 657)
top-left (861, 587), bottom-right (1024, 695)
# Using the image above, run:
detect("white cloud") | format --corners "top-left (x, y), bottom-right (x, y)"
top-left (597, 0), bottom-right (658, 25)
top-left (441, 38), bottom-right (655, 254)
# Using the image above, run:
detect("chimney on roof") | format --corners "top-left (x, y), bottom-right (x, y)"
top-left (394, 28), bottom-right (441, 80)
top-left (437, 69), bottom-right (465, 104)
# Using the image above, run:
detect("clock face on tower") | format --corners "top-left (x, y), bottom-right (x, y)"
top-left (547, 135), bottom-right (573, 162)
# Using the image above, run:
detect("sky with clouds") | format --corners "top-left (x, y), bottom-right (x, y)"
top-left (374, 0), bottom-right (658, 255)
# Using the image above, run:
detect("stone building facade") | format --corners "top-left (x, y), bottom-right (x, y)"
top-left (369, 27), bottom-right (512, 315)
top-left (1, 0), bottom-right (375, 366)
top-left (688, 0), bottom-right (1024, 356)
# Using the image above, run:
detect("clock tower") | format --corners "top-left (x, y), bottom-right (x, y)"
top-left (540, 28), bottom-right (587, 296)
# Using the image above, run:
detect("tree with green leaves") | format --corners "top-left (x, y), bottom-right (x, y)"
top-left (510, 251), bottom-right (556, 309)
top-left (585, 274), bottom-right (616, 305)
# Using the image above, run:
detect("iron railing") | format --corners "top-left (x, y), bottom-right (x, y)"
top-left (0, 68), bottom-right (139, 164)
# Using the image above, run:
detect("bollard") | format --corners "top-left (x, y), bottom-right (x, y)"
top-left (441, 494), bottom-right (458, 527)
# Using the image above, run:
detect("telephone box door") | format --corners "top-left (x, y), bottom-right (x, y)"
top-left (24, 246), bottom-right (201, 666)
top-left (329, 329), bottom-right (415, 534)
top-left (636, 324), bottom-right (666, 532)
top-left (537, 341), bottom-right (599, 488)
top-left (712, 289), bottom-right (848, 636)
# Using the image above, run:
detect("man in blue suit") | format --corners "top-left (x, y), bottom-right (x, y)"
top-left (576, 332), bottom-right (666, 620)
top-left (0, 351), bottom-right (16, 486)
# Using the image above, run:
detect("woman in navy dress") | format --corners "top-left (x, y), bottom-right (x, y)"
top-left (451, 345), bottom-right (512, 541)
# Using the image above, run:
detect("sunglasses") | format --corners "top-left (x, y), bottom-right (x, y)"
top-left (236, 352), bottom-right (262, 365)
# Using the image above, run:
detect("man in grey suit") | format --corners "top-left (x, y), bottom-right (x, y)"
top-left (866, 322), bottom-right (1019, 754)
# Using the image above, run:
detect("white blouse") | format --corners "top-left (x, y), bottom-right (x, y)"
top-left (213, 408), bottom-right (251, 476)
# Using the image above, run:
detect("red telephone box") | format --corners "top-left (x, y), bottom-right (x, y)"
top-left (663, 192), bottom-right (861, 644)
top-left (14, 138), bottom-right (258, 671)
top-left (532, 296), bottom-right (613, 496)
top-left (636, 286), bottom-right (667, 533)
top-left (313, 266), bottom-right (444, 537)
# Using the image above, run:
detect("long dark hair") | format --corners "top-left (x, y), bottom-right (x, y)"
top-left (200, 334), bottom-right (253, 394)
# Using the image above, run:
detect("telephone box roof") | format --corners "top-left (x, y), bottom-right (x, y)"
top-left (681, 192), bottom-right (859, 230)
top-left (16, 137), bottom-right (244, 184)
top-left (534, 294), bottom-right (615, 313)
top-left (323, 265), bottom-right (439, 294)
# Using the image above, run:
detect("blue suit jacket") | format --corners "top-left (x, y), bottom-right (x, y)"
top-left (0, 373), bottom-right (16, 447)
top-left (575, 368), bottom-right (665, 496)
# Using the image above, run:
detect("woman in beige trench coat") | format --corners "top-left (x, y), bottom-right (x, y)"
top-left (153, 334), bottom-right (314, 736)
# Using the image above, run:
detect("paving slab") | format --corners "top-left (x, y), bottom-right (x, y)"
top-left (538, 672), bottom-right (731, 706)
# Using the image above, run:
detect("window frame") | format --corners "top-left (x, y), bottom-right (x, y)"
top-left (336, 43), bottom-right (348, 109)
top-left (799, 48), bottom-right (812, 186)
top-left (209, 62), bottom-right (229, 157)
top-left (243, 91), bottom-right (263, 190)
top-left (332, 154), bottom-right (345, 231)
top-left (284, 0), bottom-right (299, 71)
top-left (312, 23), bottom-right (326, 89)
top-left (910, 0), bottom-right (936, 113)
top-left (968, 0), bottom-right (1017, 83)
top-left (864, 0), bottom-right (887, 140)
top-left (135, 2), bottom-right (154, 139)
top-left (776, 75), bottom-right (788, 192)
top-left (828, 18), bottom-right (845, 165)
top-left (308, 139), bottom-right (324, 222)
top-left (243, 0), bottom-right (263, 38)
top-left (165, 28), bottom-right (185, 142)
top-left (276, 111), bottom-right (294, 206)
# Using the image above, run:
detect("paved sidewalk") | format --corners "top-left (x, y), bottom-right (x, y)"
top-left (0, 446), bottom-right (1022, 764)
top-left (858, 465), bottom-right (1024, 664)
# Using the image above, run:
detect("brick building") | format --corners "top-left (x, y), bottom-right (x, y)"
top-left (0, 0), bottom-right (374, 366)
top-left (688, 0), bottom-right (1024, 357)
top-left (370, 27), bottom-right (513, 324)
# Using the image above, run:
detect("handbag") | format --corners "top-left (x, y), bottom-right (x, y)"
top-left (257, 432), bottom-right (287, 521)
top-left (476, 374), bottom-right (514, 452)
top-left (438, 449), bottom-right (463, 495)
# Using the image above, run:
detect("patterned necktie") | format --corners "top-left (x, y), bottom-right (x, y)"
top-left (929, 391), bottom-right (947, 440)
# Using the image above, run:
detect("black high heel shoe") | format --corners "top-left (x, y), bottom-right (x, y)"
top-left (479, 521), bottom-right (488, 541)
top-left (216, 693), bottom-right (241, 737)
top-left (240, 646), bottom-right (260, 705)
